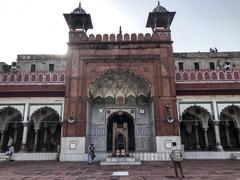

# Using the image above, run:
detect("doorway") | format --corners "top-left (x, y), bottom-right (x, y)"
top-left (107, 111), bottom-right (135, 152)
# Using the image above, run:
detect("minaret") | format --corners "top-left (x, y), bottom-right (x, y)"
top-left (146, 1), bottom-right (175, 33)
top-left (63, 2), bottom-right (93, 33)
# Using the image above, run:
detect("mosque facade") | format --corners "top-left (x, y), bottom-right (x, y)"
top-left (0, 2), bottom-right (240, 161)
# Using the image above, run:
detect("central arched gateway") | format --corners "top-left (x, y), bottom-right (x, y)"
top-left (85, 68), bottom-right (156, 154)
top-left (107, 111), bottom-right (135, 155)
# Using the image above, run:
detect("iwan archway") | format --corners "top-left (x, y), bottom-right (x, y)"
top-left (107, 111), bottom-right (135, 155)
top-left (86, 68), bottom-right (155, 153)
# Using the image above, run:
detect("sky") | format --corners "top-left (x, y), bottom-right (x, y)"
top-left (0, 0), bottom-right (240, 64)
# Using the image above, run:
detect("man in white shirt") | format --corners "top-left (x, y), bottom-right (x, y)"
top-left (170, 142), bottom-right (184, 178)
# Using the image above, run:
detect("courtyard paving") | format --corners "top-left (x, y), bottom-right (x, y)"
top-left (0, 160), bottom-right (239, 180)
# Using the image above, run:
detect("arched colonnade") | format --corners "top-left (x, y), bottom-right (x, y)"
top-left (0, 106), bottom-right (62, 153)
top-left (180, 104), bottom-right (240, 151)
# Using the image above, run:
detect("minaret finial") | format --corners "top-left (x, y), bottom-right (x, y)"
top-left (79, 1), bottom-right (81, 8)
top-left (119, 26), bottom-right (122, 35)
top-left (158, 1), bottom-right (160, 6)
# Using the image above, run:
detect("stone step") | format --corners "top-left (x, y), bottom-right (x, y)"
top-left (130, 152), bottom-right (171, 161)
top-left (0, 155), bottom-right (9, 161)
top-left (100, 157), bottom-right (141, 165)
top-left (101, 160), bottom-right (141, 165)
top-left (106, 157), bottom-right (136, 162)
top-left (232, 153), bottom-right (240, 160)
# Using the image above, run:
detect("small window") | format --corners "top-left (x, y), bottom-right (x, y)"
top-left (49, 64), bottom-right (54, 72)
top-left (178, 62), bottom-right (184, 71)
top-left (209, 62), bottom-right (215, 70)
top-left (30, 64), bottom-right (36, 72)
top-left (194, 62), bottom-right (200, 70)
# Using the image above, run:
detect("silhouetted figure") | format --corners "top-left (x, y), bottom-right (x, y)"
top-left (56, 145), bottom-right (60, 162)
top-left (214, 47), bottom-right (218, 53)
top-left (87, 143), bottom-right (95, 164)
top-left (209, 48), bottom-right (214, 53)
top-left (119, 26), bottom-right (122, 35)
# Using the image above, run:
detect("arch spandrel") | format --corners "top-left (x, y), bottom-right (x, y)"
top-left (0, 105), bottom-right (24, 116)
top-left (179, 103), bottom-right (213, 118)
top-left (181, 105), bottom-right (212, 130)
top-left (218, 103), bottom-right (240, 115)
top-left (220, 105), bottom-right (240, 129)
top-left (106, 109), bottom-right (135, 122)
top-left (28, 104), bottom-right (63, 121)
top-left (0, 107), bottom-right (22, 132)
top-left (89, 68), bottom-right (151, 104)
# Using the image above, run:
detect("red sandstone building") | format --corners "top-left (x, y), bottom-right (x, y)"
top-left (0, 2), bottom-right (240, 162)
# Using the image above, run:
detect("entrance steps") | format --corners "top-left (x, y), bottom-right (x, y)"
top-left (232, 152), bottom-right (240, 160)
top-left (0, 154), bottom-right (10, 162)
top-left (100, 157), bottom-right (141, 165)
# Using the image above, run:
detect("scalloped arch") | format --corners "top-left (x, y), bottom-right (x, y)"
top-left (0, 106), bottom-right (22, 115)
top-left (0, 106), bottom-right (22, 131)
top-left (182, 105), bottom-right (211, 117)
top-left (181, 105), bottom-right (212, 129)
top-left (220, 105), bottom-right (240, 128)
top-left (220, 105), bottom-right (240, 115)
top-left (30, 106), bottom-right (59, 120)
top-left (89, 68), bottom-right (151, 102)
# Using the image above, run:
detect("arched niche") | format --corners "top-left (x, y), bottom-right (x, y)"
top-left (180, 105), bottom-right (215, 150)
top-left (0, 107), bottom-right (23, 152)
top-left (27, 107), bottom-right (61, 152)
top-left (219, 105), bottom-right (240, 150)
top-left (89, 68), bottom-right (151, 105)
top-left (106, 111), bottom-right (135, 152)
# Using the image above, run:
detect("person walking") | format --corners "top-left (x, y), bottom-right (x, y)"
top-left (5, 136), bottom-right (14, 161)
top-left (87, 143), bottom-right (95, 164)
top-left (169, 142), bottom-right (184, 178)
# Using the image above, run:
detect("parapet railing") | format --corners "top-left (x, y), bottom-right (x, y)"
top-left (0, 72), bottom-right (66, 85)
top-left (176, 69), bottom-right (240, 82)
top-left (69, 32), bottom-right (171, 43)
top-left (1, 69), bottom-right (239, 85)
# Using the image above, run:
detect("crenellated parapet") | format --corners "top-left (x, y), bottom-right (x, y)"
top-left (69, 31), bottom-right (171, 43)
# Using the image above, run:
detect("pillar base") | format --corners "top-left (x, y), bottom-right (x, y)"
top-left (196, 145), bottom-right (201, 150)
top-left (216, 145), bottom-right (224, 151)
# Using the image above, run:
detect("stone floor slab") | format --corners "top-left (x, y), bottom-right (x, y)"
top-left (0, 160), bottom-right (239, 179)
